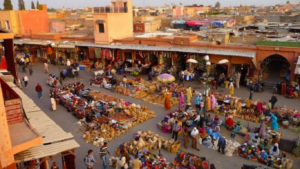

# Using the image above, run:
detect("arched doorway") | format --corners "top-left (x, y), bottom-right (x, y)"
top-left (260, 54), bottom-right (290, 82)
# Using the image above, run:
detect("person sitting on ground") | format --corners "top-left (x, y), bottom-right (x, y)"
top-left (233, 121), bottom-right (243, 133)
top-left (226, 115), bottom-right (234, 130)
top-left (269, 143), bottom-right (280, 157)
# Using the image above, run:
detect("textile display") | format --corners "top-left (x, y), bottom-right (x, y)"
top-left (95, 48), bottom-right (101, 58)
top-left (89, 47), bottom-right (95, 58)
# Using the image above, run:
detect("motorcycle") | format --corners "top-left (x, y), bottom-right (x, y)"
top-left (253, 81), bottom-right (264, 93)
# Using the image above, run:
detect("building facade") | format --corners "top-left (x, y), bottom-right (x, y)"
top-left (0, 5), bottom-right (49, 36)
top-left (93, 0), bottom-right (133, 44)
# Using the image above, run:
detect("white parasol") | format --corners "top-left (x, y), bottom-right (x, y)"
top-left (187, 59), bottom-right (198, 63)
top-left (217, 59), bottom-right (229, 64)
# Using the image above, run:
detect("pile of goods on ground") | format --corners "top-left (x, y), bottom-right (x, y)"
top-left (116, 130), bottom-right (181, 155)
top-left (171, 150), bottom-right (210, 169)
top-left (51, 82), bottom-right (156, 144)
top-left (211, 92), bottom-right (300, 126)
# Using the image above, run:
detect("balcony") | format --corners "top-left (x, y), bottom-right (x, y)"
top-left (94, 6), bottom-right (128, 13)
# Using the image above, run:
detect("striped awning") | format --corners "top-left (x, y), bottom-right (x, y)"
top-left (6, 82), bottom-right (79, 163)
top-left (14, 140), bottom-right (79, 163)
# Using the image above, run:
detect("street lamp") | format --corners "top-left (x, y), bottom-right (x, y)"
top-left (202, 55), bottom-right (210, 128)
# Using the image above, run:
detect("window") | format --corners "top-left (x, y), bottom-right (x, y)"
top-left (0, 21), bottom-right (2, 29)
top-left (136, 25), bottom-right (142, 30)
top-left (98, 23), bottom-right (104, 33)
top-left (181, 40), bottom-right (184, 44)
top-left (5, 21), bottom-right (10, 30)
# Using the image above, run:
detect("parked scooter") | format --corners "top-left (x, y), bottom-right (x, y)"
top-left (253, 81), bottom-right (264, 92)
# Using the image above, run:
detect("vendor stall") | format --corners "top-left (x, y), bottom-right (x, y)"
top-left (51, 82), bottom-right (156, 144)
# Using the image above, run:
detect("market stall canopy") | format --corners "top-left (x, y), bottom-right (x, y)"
top-left (295, 56), bottom-right (300, 74)
top-left (75, 43), bottom-right (256, 58)
top-left (157, 74), bottom-right (175, 83)
top-left (55, 44), bottom-right (75, 49)
top-left (187, 58), bottom-right (198, 63)
top-left (14, 40), bottom-right (52, 46)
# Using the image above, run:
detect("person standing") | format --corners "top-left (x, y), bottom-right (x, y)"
top-left (218, 136), bottom-right (226, 154)
top-left (183, 126), bottom-right (189, 148)
top-left (84, 149), bottom-right (98, 169)
top-left (178, 74), bottom-right (184, 87)
top-left (249, 84), bottom-right (254, 99)
top-left (178, 91), bottom-right (184, 109)
top-left (131, 155), bottom-right (142, 169)
top-left (270, 93), bottom-right (278, 109)
top-left (35, 83), bottom-right (43, 99)
top-left (25, 57), bottom-right (30, 67)
top-left (164, 92), bottom-right (172, 110)
top-left (66, 59), bottom-right (71, 67)
top-left (195, 94), bottom-right (202, 111)
top-left (229, 82), bottom-right (234, 96)
top-left (172, 121), bottom-right (180, 141)
top-left (186, 87), bottom-right (192, 103)
top-left (44, 62), bottom-right (49, 74)
top-left (191, 127), bottom-right (200, 151)
top-left (23, 75), bottom-right (29, 88)
top-left (28, 63), bottom-right (33, 76)
top-left (50, 97), bottom-right (56, 111)
top-left (99, 142), bottom-right (110, 169)
top-left (236, 71), bottom-right (241, 89)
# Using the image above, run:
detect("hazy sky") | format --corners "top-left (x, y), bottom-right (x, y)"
top-left (8, 0), bottom-right (300, 9)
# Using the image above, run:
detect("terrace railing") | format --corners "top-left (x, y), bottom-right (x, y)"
top-left (94, 6), bottom-right (128, 13)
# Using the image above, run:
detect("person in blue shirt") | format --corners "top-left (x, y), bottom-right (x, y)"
top-left (195, 94), bottom-right (202, 111)
top-left (270, 114), bottom-right (278, 131)
top-left (260, 150), bottom-right (268, 160)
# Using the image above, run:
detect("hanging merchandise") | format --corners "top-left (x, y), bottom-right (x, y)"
top-left (105, 49), bottom-right (110, 60)
top-left (116, 50), bottom-right (120, 61)
top-left (109, 50), bottom-right (112, 60)
top-left (101, 49), bottom-right (105, 59)
top-left (89, 47), bottom-right (95, 58)
top-left (111, 50), bottom-right (115, 62)
top-left (95, 48), bottom-right (101, 58)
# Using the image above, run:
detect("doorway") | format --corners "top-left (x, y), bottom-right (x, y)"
top-left (261, 54), bottom-right (290, 82)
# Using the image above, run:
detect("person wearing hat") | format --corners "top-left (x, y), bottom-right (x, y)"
top-left (218, 136), bottom-right (226, 154)
top-left (259, 150), bottom-right (268, 160)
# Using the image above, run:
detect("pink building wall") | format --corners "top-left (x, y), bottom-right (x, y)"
top-left (49, 21), bottom-right (66, 32)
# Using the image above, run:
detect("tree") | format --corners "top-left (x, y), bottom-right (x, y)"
top-left (215, 2), bottom-right (221, 8)
top-left (31, 1), bottom-right (35, 9)
top-left (18, 0), bottom-right (25, 10)
top-left (286, 1), bottom-right (290, 4)
top-left (3, 0), bottom-right (13, 10)
top-left (36, 1), bottom-right (39, 8)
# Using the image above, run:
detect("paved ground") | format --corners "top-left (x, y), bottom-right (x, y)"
top-left (17, 63), bottom-right (300, 169)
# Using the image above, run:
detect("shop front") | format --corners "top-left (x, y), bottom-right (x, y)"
top-left (53, 43), bottom-right (76, 65)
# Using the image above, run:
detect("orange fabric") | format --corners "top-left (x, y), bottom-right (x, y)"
top-left (164, 94), bottom-right (172, 110)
